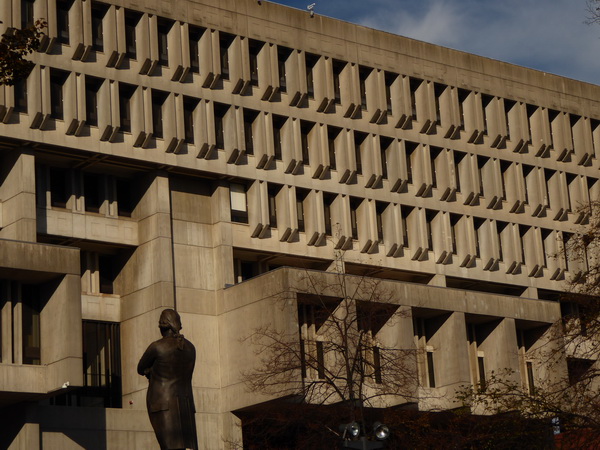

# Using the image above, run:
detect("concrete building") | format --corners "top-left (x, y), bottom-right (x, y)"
top-left (0, 0), bottom-right (598, 448)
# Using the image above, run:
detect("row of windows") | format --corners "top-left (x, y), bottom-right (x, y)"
top-left (12, 74), bottom-right (596, 230)
top-left (229, 182), bottom-right (587, 277)
top-left (298, 298), bottom-right (540, 393)
top-left (8, 0), bottom-right (600, 165)
top-left (36, 165), bottom-right (138, 217)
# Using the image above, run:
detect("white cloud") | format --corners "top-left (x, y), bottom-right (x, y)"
top-left (359, 0), bottom-right (600, 84)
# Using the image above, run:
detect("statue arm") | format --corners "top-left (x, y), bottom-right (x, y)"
top-left (137, 343), bottom-right (157, 379)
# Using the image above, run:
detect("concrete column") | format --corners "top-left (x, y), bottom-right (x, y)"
top-left (1, 296), bottom-right (12, 363)
top-left (478, 318), bottom-right (520, 383)
top-left (120, 171), bottom-right (176, 405)
top-left (0, 149), bottom-right (37, 242)
top-left (428, 311), bottom-right (470, 388)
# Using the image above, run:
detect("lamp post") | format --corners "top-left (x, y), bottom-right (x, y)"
top-left (340, 421), bottom-right (390, 449)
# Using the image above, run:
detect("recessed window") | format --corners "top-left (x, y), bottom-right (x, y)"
top-left (327, 126), bottom-right (341, 171)
top-left (230, 183), bottom-right (248, 224)
top-left (384, 72), bottom-right (397, 114)
top-left (277, 46), bottom-right (291, 93)
top-left (189, 26), bottom-right (204, 74)
top-left (84, 172), bottom-right (104, 213)
top-left (214, 103), bottom-right (228, 150)
top-left (248, 40), bottom-right (263, 87)
top-left (273, 115), bottom-right (286, 161)
top-left (219, 33), bottom-right (235, 81)
top-left (409, 78), bottom-right (422, 121)
top-left (124, 11), bottom-right (141, 59)
top-left (50, 167), bottom-right (70, 208)
top-left (305, 53), bottom-right (319, 99)
top-left (151, 90), bottom-right (168, 139)
top-left (324, 194), bottom-right (334, 236)
top-left (268, 184), bottom-right (280, 228)
top-left (359, 66), bottom-right (372, 110)
top-left (354, 131), bottom-right (367, 175)
top-left (157, 18), bottom-right (174, 66)
top-left (85, 76), bottom-right (103, 127)
top-left (56, 0), bottom-right (72, 45)
top-left (300, 121), bottom-right (314, 165)
top-left (296, 189), bottom-right (308, 233)
top-left (183, 97), bottom-right (199, 144)
top-left (21, 0), bottom-right (35, 29)
top-left (50, 69), bottom-right (69, 120)
top-left (332, 59), bottom-right (345, 105)
top-left (91, 2), bottom-right (109, 52)
top-left (118, 83), bottom-right (135, 133)
top-left (13, 78), bottom-right (28, 113)
top-left (380, 137), bottom-right (393, 180)
top-left (350, 197), bottom-right (362, 240)
top-left (243, 109), bottom-right (258, 156)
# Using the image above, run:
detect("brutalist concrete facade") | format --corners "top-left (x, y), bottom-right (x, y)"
top-left (0, 0), bottom-right (598, 448)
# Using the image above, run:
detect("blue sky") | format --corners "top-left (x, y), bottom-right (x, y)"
top-left (268, 0), bottom-right (600, 86)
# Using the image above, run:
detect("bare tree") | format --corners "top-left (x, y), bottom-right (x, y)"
top-left (0, 19), bottom-right (45, 86)
top-left (586, 0), bottom-right (600, 26)
top-left (239, 250), bottom-right (421, 447)
top-left (460, 200), bottom-right (600, 446)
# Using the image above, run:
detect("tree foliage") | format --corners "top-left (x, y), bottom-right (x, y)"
top-left (0, 20), bottom-right (45, 86)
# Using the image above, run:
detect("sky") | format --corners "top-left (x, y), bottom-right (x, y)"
top-left (268, 0), bottom-right (600, 86)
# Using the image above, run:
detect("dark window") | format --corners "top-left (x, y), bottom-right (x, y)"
top-left (305, 53), bottom-right (319, 99)
top-left (327, 126), bottom-right (340, 171)
top-left (13, 78), bottom-right (27, 113)
top-left (248, 40), bottom-right (263, 87)
top-left (214, 103), bottom-right (228, 149)
top-left (526, 361), bottom-right (535, 394)
top-left (373, 346), bottom-right (382, 384)
top-left (324, 194), bottom-right (334, 236)
top-left (268, 185), bottom-right (279, 228)
top-left (273, 115), bottom-right (285, 161)
top-left (401, 206), bottom-right (411, 248)
top-left (124, 11), bottom-right (141, 59)
top-left (409, 78), bottom-right (422, 120)
top-left (80, 321), bottom-right (122, 407)
top-left (425, 209), bottom-right (437, 251)
top-left (56, 0), bottom-right (72, 45)
top-left (500, 160), bottom-right (510, 200)
top-left (519, 225), bottom-right (529, 264)
top-left (354, 131), bottom-right (367, 175)
top-left (21, 0), bottom-right (35, 29)
top-left (384, 72), bottom-right (397, 114)
top-left (497, 221), bottom-right (507, 262)
top-left (332, 59), bottom-right (345, 104)
top-left (359, 66), bottom-right (371, 110)
top-left (296, 189), bottom-right (308, 233)
top-left (116, 178), bottom-right (136, 217)
top-left (376, 202), bottom-right (386, 244)
top-left (50, 167), bottom-right (70, 208)
top-left (98, 254), bottom-right (117, 294)
top-left (430, 146), bottom-right (442, 189)
top-left (454, 151), bottom-right (466, 192)
top-left (350, 197), bottom-right (361, 240)
top-left (300, 121), bottom-right (313, 165)
top-left (434, 83), bottom-right (445, 125)
top-left (22, 284), bottom-right (41, 365)
top-left (189, 26), bottom-right (203, 73)
top-left (50, 70), bottom-right (69, 120)
top-left (427, 351), bottom-right (436, 387)
top-left (118, 83), bottom-right (135, 133)
top-left (504, 99), bottom-right (516, 139)
top-left (474, 217), bottom-right (485, 258)
top-left (85, 76), bottom-right (102, 127)
top-left (481, 94), bottom-right (493, 135)
top-left (405, 141), bottom-right (418, 184)
top-left (183, 97), bottom-right (198, 144)
top-left (477, 156), bottom-right (488, 196)
top-left (84, 172), bottom-right (104, 213)
top-left (219, 33), bottom-right (234, 81)
top-left (91, 2), bottom-right (108, 52)
top-left (478, 356), bottom-right (486, 389)
top-left (277, 46), bottom-right (291, 93)
top-left (151, 90), bottom-right (168, 139)
top-left (380, 137), bottom-right (392, 180)
top-left (157, 18), bottom-right (173, 66)
top-left (450, 214), bottom-right (460, 255)
top-left (457, 88), bottom-right (469, 130)
top-left (243, 109), bottom-right (258, 155)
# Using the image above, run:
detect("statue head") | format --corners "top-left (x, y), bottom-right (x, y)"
top-left (159, 309), bottom-right (182, 336)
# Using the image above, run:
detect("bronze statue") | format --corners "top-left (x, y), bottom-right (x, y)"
top-left (138, 309), bottom-right (198, 450)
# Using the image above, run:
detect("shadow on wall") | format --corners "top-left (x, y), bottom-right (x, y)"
top-left (0, 403), bottom-right (108, 450)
